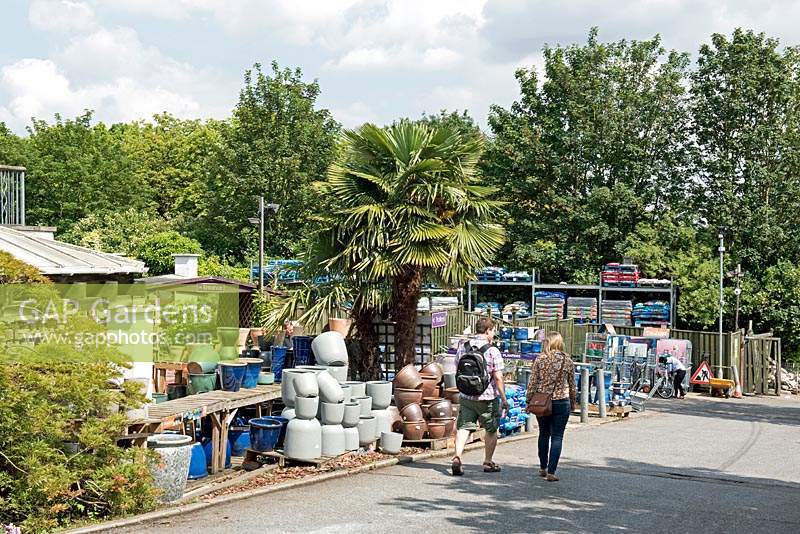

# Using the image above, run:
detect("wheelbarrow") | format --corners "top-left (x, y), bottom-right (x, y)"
top-left (709, 377), bottom-right (735, 398)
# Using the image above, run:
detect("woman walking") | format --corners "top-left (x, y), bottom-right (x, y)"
top-left (526, 332), bottom-right (576, 481)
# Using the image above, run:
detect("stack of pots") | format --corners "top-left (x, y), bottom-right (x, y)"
top-left (393, 364), bottom-right (426, 440)
top-left (394, 362), bottom-right (456, 440)
top-left (317, 369), bottom-right (346, 456)
top-left (420, 362), bottom-right (456, 439)
top-left (283, 369), bottom-right (322, 461)
top-left (311, 331), bottom-right (350, 382)
top-left (366, 380), bottom-right (393, 445)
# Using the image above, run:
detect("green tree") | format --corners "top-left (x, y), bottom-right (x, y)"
top-left (0, 123), bottom-right (28, 166)
top-left (59, 208), bottom-right (174, 257)
top-left (134, 231), bottom-right (203, 275)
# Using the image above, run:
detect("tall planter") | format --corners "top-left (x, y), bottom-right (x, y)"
top-left (148, 434), bottom-right (193, 502)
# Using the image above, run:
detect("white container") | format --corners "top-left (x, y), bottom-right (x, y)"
top-left (281, 407), bottom-right (296, 420)
top-left (294, 395), bottom-right (320, 420)
top-left (320, 401), bottom-right (345, 425)
top-left (366, 381), bottom-right (392, 409)
top-left (343, 426), bottom-right (360, 451)
top-left (352, 395), bottom-right (372, 416)
top-left (341, 381), bottom-right (366, 398)
top-left (357, 415), bottom-right (377, 447)
top-left (285, 418), bottom-right (321, 461)
top-left (324, 363), bottom-right (348, 383)
top-left (339, 384), bottom-right (352, 403)
top-left (321, 424), bottom-right (346, 456)
top-left (371, 409), bottom-right (392, 440)
top-left (311, 331), bottom-right (349, 365)
top-left (317, 370), bottom-right (345, 403)
top-left (296, 365), bottom-right (327, 375)
top-left (380, 431), bottom-right (403, 454)
top-left (281, 369), bottom-right (315, 407)
top-left (292, 371), bottom-right (319, 398)
top-left (342, 402), bottom-right (362, 428)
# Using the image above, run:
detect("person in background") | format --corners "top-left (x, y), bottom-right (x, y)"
top-left (526, 331), bottom-right (576, 482)
top-left (661, 354), bottom-right (687, 399)
top-left (280, 320), bottom-right (295, 349)
top-left (452, 317), bottom-right (509, 476)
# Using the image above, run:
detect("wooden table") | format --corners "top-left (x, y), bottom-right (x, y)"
top-left (138, 385), bottom-right (282, 473)
top-left (152, 362), bottom-right (190, 394)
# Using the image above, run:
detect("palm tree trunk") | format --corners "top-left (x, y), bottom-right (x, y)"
top-left (391, 267), bottom-right (423, 368)
top-left (350, 307), bottom-right (382, 381)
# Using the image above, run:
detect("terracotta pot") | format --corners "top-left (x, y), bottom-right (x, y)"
top-left (426, 422), bottom-right (447, 439)
top-left (399, 402), bottom-right (424, 422)
top-left (420, 403), bottom-right (431, 419)
top-left (420, 362), bottom-right (444, 381)
top-left (428, 399), bottom-right (452, 419)
top-left (451, 404), bottom-right (460, 419)
top-left (394, 388), bottom-right (424, 409)
top-left (420, 374), bottom-right (440, 398)
top-left (431, 416), bottom-right (455, 436)
top-left (249, 328), bottom-right (264, 346)
top-left (393, 364), bottom-right (423, 390)
top-left (443, 387), bottom-right (461, 404)
top-left (402, 420), bottom-right (427, 440)
top-left (328, 318), bottom-right (352, 337)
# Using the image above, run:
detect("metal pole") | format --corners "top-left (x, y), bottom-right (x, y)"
top-left (258, 196), bottom-right (265, 291)
top-left (718, 234), bottom-right (725, 378)
top-left (596, 367), bottom-right (607, 419)
top-left (734, 264), bottom-right (742, 331)
top-left (580, 367), bottom-right (590, 423)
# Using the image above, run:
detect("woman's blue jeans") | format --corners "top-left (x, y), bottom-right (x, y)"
top-left (536, 399), bottom-right (571, 474)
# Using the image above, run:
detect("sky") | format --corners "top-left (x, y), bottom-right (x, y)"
top-left (2, 0), bottom-right (800, 134)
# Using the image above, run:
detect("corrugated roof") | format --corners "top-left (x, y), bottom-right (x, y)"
top-left (0, 225), bottom-right (146, 275)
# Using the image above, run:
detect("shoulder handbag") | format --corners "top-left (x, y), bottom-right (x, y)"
top-left (528, 353), bottom-right (568, 417)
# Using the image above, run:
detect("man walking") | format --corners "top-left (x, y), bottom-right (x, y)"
top-left (452, 317), bottom-right (509, 475)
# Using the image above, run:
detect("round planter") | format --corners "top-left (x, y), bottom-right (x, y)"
top-left (370, 409), bottom-right (392, 440)
top-left (393, 387), bottom-right (423, 410)
top-left (238, 358), bottom-right (263, 389)
top-left (321, 424), bottom-right (346, 456)
top-left (443, 372), bottom-right (457, 389)
top-left (320, 401), bottom-right (345, 425)
top-left (281, 369), bottom-right (315, 406)
top-left (401, 420), bottom-right (427, 441)
top-left (343, 426), bottom-right (360, 451)
top-left (249, 328), bottom-right (264, 347)
top-left (285, 418), bottom-right (321, 461)
top-left (318, 371), bottom-right (345, 403)
top-left (393, 364), bottom-right (423, 390)
top-left (443, 387), bottom-right (461, 404)
top-left (294, 395), bottom-right (320, 420)
top-left (187, 360), bottom-right (217, 374)
top-left (296, 365), bottom-right (327, 375)
top-left (366, 381), bottom-right (392, 410)
top-left (249, 417), bottom-right (282, 452)
top-left (420, 362), bottom-right (444, 381)
top-left (421, 403), bottom-right (432, 419)
top-left (187, 442), bottom-right (207, 480)
top-left (386, 406), bottom-right (402, 433)
top-left (380, 431), bottom-right (403, 454)
top-left (420, 374), bottom-right (440, 398)
top-left (188, 373), bottom-right (217, 395)
top-left (292, 371), bottom-right (319, 398)
top-left (271, 346), bottom-right (288, 382)
top-left (219, 361), bottom-right (246, 392)
top-left (324, 363), bottom-right (348, 383)
top-left (357, 415), bottom-right (377, 446)
top-left (229, 427), bottom-right (251, 456)
top-left (341, 381), bottom-right (366, 398)
top-left (270, 416), bottom-right (290, 448)
top-left (339, 384), bottom-right (352, 403)
top-left (399, 402), bottom-right (424, 422)
top-left (151, 392), bottom-right (168, 404)
top-left (431, 416), bottom-right (456, 436)
top-left (311, 331), bottom-right (348, 365)
top-left (281, 407), bottom-right (296, 420)
top-left (428, 399), bottom-right (453, 419)
top-left (352, 395), bottom-right (372, 416)
top-left (342, 402), bottom-right (362, 428)
top-left (148, 434), bottom-right (193, 502)
top-left (328, 317), bottom-right (352, 336)
top-left (258, 372), bottom-right (275, 385)
top-left (427, 422), bottom-right (446, 439)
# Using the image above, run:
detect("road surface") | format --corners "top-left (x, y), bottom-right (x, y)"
top-left (123, 394), bottom-right (800, 534)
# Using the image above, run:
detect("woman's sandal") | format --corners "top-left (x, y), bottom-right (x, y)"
top-left (538, 468), bottom-right (547, 478)
top-left (483, 461), bottom-right (501, 473)
top-left (546, 473), bottom-right (559, 482)
top-left (451, 457), bottom-right (464, 476)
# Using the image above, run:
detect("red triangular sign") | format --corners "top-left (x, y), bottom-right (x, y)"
top-left (690, 361), bottom-right (715, 385)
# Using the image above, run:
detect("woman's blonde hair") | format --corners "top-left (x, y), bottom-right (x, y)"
top-left (543, 331), bottom-right (566, 356)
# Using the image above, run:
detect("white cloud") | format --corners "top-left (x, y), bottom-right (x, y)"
top-left (28, 0), bottom-right (98, 32)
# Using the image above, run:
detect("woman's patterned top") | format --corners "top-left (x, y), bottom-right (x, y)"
top-left (526, 351), bottom-right (577, 404)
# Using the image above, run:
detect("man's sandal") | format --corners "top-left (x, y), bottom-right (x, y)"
top-left (451, 457), bottom-right (464, 476)
top-left (538, 468), bottom-right (547, 478)
top-left (483, 461), bottom-right (501, 473)
top-left (546, 474), bottom-right (559, 482)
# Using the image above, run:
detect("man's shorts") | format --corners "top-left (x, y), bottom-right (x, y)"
top-left (456, 396), bottom-right (500, 433)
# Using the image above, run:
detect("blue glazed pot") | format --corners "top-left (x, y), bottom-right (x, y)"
top-left (249, 417), bottom-right (283, 452)
top-left (499, 327), bottom-right (513, 340)
top-left (292, 335), bottom-right (314, 365)
top-left (229, 427), bottom-right (251, 456)
top-left (271, 346), bottom-right (287, 381)
top-left (271, 416), bottom-right (289, 448)
top-left (188, 442), bottom-right (208, 480)
top-left (514, 327), bottom-right (528, 341)
top-left (239, 358), bottom-right (262, 389)
top-left (202, 437), bottom-right (231, 469)
top-left (219, 361), bottom-right (246, 392)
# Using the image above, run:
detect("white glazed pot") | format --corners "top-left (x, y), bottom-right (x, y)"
top-left (285, 418), bottom-right (321, 461)
top-left (341, 381), bottom-right (366, 398)
top-left (380, 431), bottom-right (403, 454)
top-left (321, 424), bottom-right (346, 456)
top-left (311, 331), bottom-right (348, 365)
top-left (292, 371), bottom-right (319, 398)
top-left (281, 369), bottom-right (315, 407)
top-left (281, 407), bottom-right (296, 420)
top-left (317, 370), bottom-right (344, 403)
top-left (343, 426), bottom-right (360, 451)
top-left (366, 381), bottom-right (392, 410)
top-left (370, 409), bottom-right (392, 440)
top-left (357, 415), bottom-right (377, 447)
top-left (339, 385), bottom-right (352, 403)
top-left (342, 402), bottom-right (362, 428)
top-left (294, 395), bottom-right (319, 420)
top-left (320, 401), bottom-right (345, 425)
top-left (297, 365), bottom-right (327, 376)
top-left (352, 396), bottom-right (372, 416)
top-left (324, 363), bottom-right (348, 383)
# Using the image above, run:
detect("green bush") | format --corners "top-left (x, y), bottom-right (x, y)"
top-left (0, 252), bottom-right (49, 284)
top-left (134, 231), bottom-right (203, 276)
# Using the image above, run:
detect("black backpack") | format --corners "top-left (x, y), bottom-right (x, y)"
top-left (456, 343), bottom-right (491, 396)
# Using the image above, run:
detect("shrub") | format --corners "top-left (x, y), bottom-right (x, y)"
top-left (0, 252), bottom-right (49, 284)
top-left (134, 231), bottom-right (203, 276)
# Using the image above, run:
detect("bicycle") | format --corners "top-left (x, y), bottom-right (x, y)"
top-left (654, 362), bottom-right (675, 399)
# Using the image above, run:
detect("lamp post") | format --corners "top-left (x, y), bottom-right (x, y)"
top-left (248, 197), bottom-right (280, 291)
top-left (718, 233), bottom-right (725, 378)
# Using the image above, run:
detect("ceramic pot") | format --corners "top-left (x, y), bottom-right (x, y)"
top-left (366, 381), bottom-right (392, 409)
top-left (352, 395), bottom-right (373, 416)
top-left (339, 385), bottom-right (352, 403)
top-left (401, 420), bottom-right (427, 440)
top-left (167, 384), bottom-right (187, 400)
top-left (431, 416), bottom-right (456, 436)
top-left (271, 416), bottom-right (290, 448)
top-left (292, 371), bottom-right (320, 398)
top-left (187, 360), bottom-right (217, 374)
top-left (186, 343), bottom-right (218, 363)
top-left (342, 381), bottom-right (366, 398)
top-left (187, 442), bottom-right (207, 480)
top-left (202, 437), bottom-right (231, 469)
top-left (426, 422), bottom-right (446, 439)
top-left (324, 363), bottom-right (348, 383)
top-left (343, 426), bottom-right (360, 451)
top-left (386, 406), bottom-right (402, 433)
top-left (420, 362), bottom-right (444, 381)
top-left (258, 372), bottom-right (275, 385)
top-left (271, 346), bottom-right (288, 381)
top-left (380, 431), bottom-right (403, 454)
top-left (296, 365), bottom-right (327, 375)
top-left (249, 328), bottom-right (264, 346)
top-left (399, 402), bottom-right (424, 422)
top-left (420, 374), bottom-right (440, 398)
top-left (249, 417), bottom-right (282, 452)
top-left (321, 424), bottom-right (346, 456)
top-left (311, 331), bottom-right (348, 365)
top-left (428, 399), bottom-right (453, 419)
top-left (321, 401), bottom-right (345, 425)
top-left (281, 369), bottom-right (315, 406)
top-left (318, 371), bottom-right (345, 403)
top-left (230, 428), bottom-right (251, 456)
top-left (281, 407), bottom-right (296, 420)
top-left (147, 434), bottom-right (193, 502)
top-left (443, 387), bottom-right (461, 404)
top-left (370, 409), bottom-right (392, 439)
top-left (451, 404), bottom-right (459, 419)
top-left (151, 392), bottom-right (168, 404)
top-left (393, 364), bottom-right (423, 390)
top-left (342, 402), bottom-right (362, 428)
top-left (238, 358), bottom-right (263, 389)
top-left (357, 415), bottom-right (377, 446)
top-left (294, 395), bottom-right (319, 420)
top-left (285, 418), bottom-right (321, 461)
top-left (421, 403), bottom-right (431, 419)
top-left (394, 387), bottom-right (423, 410)
top-left (443, 372), bottom-right (457, 389)
top-left (328, 317), bottom-right (352, 336)
top-left (218, 361), bottom-right (246, 392)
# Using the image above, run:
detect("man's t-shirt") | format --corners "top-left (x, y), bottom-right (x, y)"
top-left (666, 355), bottom-right (686, 372)
top-left (461, 335), bottom-right (504, 401)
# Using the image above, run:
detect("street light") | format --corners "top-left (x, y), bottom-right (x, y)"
top-left (718, 233), bottom-right (725, 378)
top-left (249, 197), bottom-right (280, 290)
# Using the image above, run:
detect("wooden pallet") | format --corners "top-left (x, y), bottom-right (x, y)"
top-left (402, 437), bottom-right (450, 450)
top-left (242, 449), bottom-right (336, 469)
